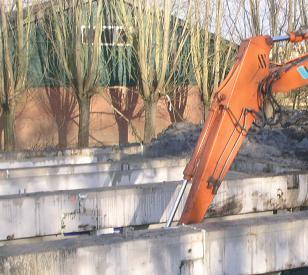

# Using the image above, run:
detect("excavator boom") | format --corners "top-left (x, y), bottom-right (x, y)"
top-left (167, 31), bottom-right (308, 226)
top-left (271, 54), bottom-right (307, 93)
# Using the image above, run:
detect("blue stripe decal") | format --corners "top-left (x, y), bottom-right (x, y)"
top-left (297, 66), bottom-right (308, 79)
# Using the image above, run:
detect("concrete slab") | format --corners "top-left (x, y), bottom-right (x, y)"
top-left (0, 155), bottom-right (248, 196)
top-left (0, 173), bottom-right (307, 241)
top-left (208, 172), bottom-right (308, 217)
top-left (199, 211), bottom-right (308, 274)
top-left (0, 157), bottom-right (190, 195)
top-left (0, 155), bottom-right (99, 170)
top-left (0, 148), bottom-right (301, 197)
top-left (0, 145), bottom-right (144, 169)
top-left (0, 211), bottom-right (307, 274)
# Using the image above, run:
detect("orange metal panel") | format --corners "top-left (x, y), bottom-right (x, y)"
top-left (179, 36), bottom-right (273, 224)
top-left (271, 54), bottom-right (308, 93)
top-left (179, 32), bottom-right (308, 225)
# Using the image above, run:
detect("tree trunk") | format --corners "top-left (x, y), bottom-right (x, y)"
top-left (212, 0), bottom-right (223, 93)
top-left (201, 91), bottom-right (210, 122)
top-left (110, 87), bottom-right (138, 146)
top-left (0, 113), bottom-right (3, 150)
top-left (143, 100), bottom-right (157, 144)
top-left (117, 117), bottom-right (129, 145)
top-left (3, 105), bottom-right (15, 151)
top-left (78, 96), bottom-right (91, 148)
top-left (58, 123), bottom-right (68, 148)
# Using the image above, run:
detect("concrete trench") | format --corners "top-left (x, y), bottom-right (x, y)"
top-left (0, 150), bottom-right (307, 274)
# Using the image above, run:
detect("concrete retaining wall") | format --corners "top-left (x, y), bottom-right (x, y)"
top-left (0, 173), bottom-right (307, 241)
top-left (1, 211), bottom-right (307, 274)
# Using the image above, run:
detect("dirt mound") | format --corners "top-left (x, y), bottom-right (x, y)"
top-left (243, 110), bottom-right (308, 162)
top-left (145, 122), bottom-right (202, 157)
top-left (145, 110), bottom-right (308, 171)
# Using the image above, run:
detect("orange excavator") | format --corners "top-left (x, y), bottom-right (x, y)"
top-left (166, 30), bottom-right (308, 226)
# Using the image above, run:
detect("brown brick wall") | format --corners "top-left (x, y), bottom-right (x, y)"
top-left (1, 86), bottom-right (204, 150)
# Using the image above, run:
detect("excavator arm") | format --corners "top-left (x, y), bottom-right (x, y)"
top-left (166, 31), bottom-right (308, 226)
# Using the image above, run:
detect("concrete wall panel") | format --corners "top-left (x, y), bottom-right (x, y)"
top-left (0, 173), bottom-right (307, 241)
top-left (0, 158), bottom-right (189, 196)
top-left (1, 212), bottom-right (308, 274)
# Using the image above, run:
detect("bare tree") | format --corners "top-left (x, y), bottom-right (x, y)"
top-left (189, 0), bottom-right (241, 120)
top-left (190, 0), bottom-right (211, 119)
top-left (0, 0), bottom-right (34, 151)
top-left (36, 26), bottom-right (77, 149)
top-left (39, 0), bottom-right (110, 148)
top-left (117, 0), bottom-right (192, 143)
top-left (266, 0), bottom-right (281, 61)
top-left (109, 87), bottom-right (138, 144)
top-left (241, 0), bottom-right (307, 109)
top-left (298, 0), bottom-right (307, 27)
top-left (248, 0), bottom-right (261, 35)
top-left (212, 0), bottom-right (224, 94)
top-left (165, 22), bottom-right (191, 123)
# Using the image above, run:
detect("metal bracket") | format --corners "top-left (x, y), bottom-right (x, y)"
top-left (208, 176), bottom-right (222, 194)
